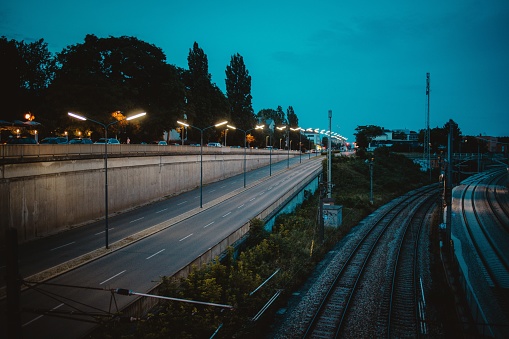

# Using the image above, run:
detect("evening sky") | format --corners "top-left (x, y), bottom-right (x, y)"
top-left (2, 0), bottom-right (508, 141)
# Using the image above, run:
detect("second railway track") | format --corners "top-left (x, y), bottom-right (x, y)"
top-left (300, 185), bottom-right (439, 338)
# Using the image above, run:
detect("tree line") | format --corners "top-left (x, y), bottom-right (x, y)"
top-left (0, 35), bottom-right (301, 147)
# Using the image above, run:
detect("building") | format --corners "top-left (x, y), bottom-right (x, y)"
top-left (370, 128), bottom-right (419, 149)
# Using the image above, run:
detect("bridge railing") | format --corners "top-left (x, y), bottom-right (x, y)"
top-left (0, 144), bottom-right (298, 162)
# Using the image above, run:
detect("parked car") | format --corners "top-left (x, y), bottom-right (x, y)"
top-left (6, 137), bottom-right (38, 144)
top-left (69, 138), bottom-right (93, 144)
top-left (40, 137), bottom-right (68, 144)
top-left (94, 138), bottom-right (120, 144)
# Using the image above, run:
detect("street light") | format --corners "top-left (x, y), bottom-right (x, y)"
top-left (177, 120), bottom-right (228, 207)
top-left (291, 127), bottom-right (303, 163)
top-left (68, 111), bottom-right (146, 249)
top-left (277, 126), bottom-right (289, 168)
top-left (226, 124), bottom-right (264, 187)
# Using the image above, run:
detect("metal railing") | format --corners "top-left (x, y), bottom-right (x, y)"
top-left (0, 144), bottom-right (298, 162)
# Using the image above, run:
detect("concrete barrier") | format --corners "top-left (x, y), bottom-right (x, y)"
top-left (0, 153), bottom-right (293, 245)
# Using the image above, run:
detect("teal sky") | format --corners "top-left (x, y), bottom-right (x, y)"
top-left (2, 0), bottom-right (508, 141)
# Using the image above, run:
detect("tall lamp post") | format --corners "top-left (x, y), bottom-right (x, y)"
top-left (226, 124), bottom-right (264, 187)
top-left (291, 127), bottom-right (303, 163)
top-left (68, 111), bottom-right (146, 249)
top-left (177, 120), bottom-right (227, 207)
top-left (277, 126), bottom-right (289, 168)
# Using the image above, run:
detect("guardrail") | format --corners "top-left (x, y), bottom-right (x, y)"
top-left (0, 144), bottom-right (299, 162)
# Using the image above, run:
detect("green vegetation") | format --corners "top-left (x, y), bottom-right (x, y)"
top-left (0, 36), bottom-right (299, 147)
top-left (92, 151), bottom-right (430, 338)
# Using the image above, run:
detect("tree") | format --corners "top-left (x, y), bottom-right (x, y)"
top-left (286, 106), bottom-right (298, 127)
top-left (0, 37), bottom-right (55, 122)
top-left (287, 106), bottom-right (299, 149)
top-left (184, 42), bottom-right (228, 143)
top-left (0, 37), bottom-right (23, 120)
top-left (354, 125), bottom-right (384, 149)
top-left (225, 53), bottom-right (255, 145)
top-left (45, 34), bottom-right (184, 142)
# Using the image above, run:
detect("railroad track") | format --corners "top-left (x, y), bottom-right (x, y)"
top-left (302, 185), bottom-right (438, 338)
top-left (386, 194), bottom-right (436, 338)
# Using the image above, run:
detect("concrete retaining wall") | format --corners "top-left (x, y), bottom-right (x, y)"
top-left (0, 153), bottom-right (290, 245)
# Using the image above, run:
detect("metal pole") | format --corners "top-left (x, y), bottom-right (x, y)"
top-left (104, 125), bottom-right (109, 249)
top-left (200, 130), bottom-right (203, 208)
top-left (327, 110), bottom-right (332, 199)
top-left (287, 129), bottom-right (289, 169)
top-left (243, 131), bottom-right (247, 187)
top-left (477, 140), bottom-right (480, 173)
top-left (299, 131), bottom-right (302, 163)
top-left (370, 160), bottom-right (374, 204)
top-left (446, 120), bottom-right (454, 246)
top-left (269, 134), bottom-right (272, 176)
top-left (6, 228), bottom-right (21, 338)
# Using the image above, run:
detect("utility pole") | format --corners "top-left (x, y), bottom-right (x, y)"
top-left (445, 119), bottom-right (455, 247)
top-left (327, 110), bottom-right (332, 199)
top-left (424, 73), bottom-right (431, 181)
top-left (6, 228), bottom-right (21, 338)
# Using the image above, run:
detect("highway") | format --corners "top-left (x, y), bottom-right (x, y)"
top-left (0, 153), bottom-right (318, 286)
top-left (1, 153), bottom-right (322, 338)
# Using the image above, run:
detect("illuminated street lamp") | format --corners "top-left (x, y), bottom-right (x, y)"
top-left (25, 112), bottom-right (35, 121)
top-left (226, 124), bottom-right (264, 187)
top-left (277, 126), bottom-right (289, 168)
top-left (291, 127), bottom-right (303, 163)
top-left (177, 120), bottom-right (228, 207)
top-left (68, 111), bottom-right (146, 249)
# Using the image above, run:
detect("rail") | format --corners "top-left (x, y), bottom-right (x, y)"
top-left (303, 185), bottom-right (437, 338)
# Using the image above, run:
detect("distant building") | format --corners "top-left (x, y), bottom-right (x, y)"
top-left (302, 131), bottom-right (321, 148)
top-left (477, 136), bottom-right (509, 154)
top-left (370, 128), bottom-right (419, 149)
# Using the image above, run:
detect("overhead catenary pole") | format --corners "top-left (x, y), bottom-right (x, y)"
top-left (327, 110), bottom-right (332, 199)
top-left (424, 73), bottom-right (431, 180)
top-left (445, 119), bottom-right (455, 246)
